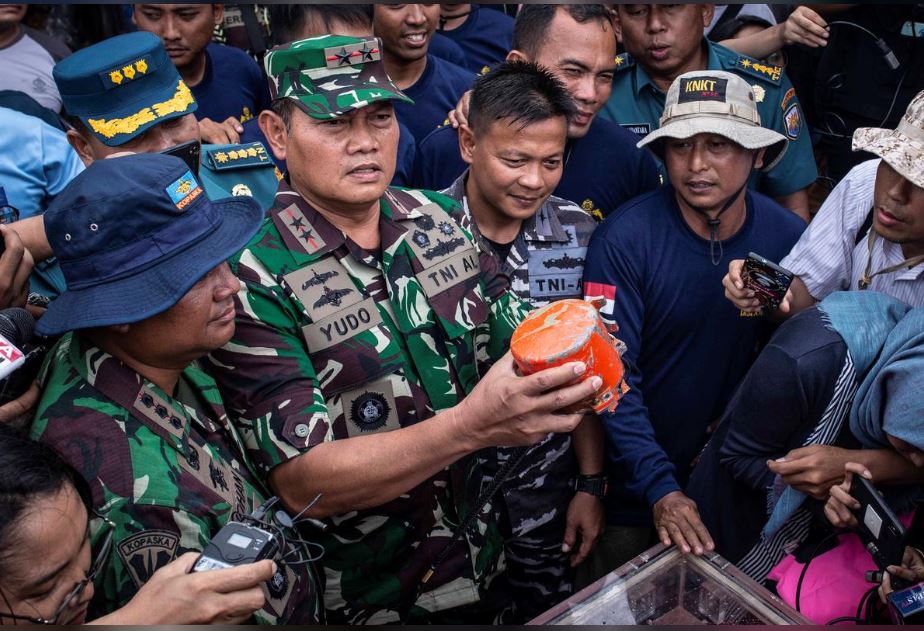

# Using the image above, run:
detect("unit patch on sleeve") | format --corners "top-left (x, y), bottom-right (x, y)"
top-left (341, 378), bottom-right (399, 437)
top-left (784, 103), bottom-right (803, 139)
top-left (164, 170), bottom-right (203, 211)
top-left (117, 530), bottom-right (180, 588)
top-left (275, 204), bottom-right (327, 255)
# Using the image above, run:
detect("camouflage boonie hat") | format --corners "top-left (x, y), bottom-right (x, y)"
top-left (853, 89), bottom-right (924, 190)
top-left (264, 35), bottom-right (413, 120)
top-left (638, 70), bottom-right (787, 171)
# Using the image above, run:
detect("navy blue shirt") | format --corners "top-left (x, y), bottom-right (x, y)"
top-left (582, 187), bottom-right (806, 526)
top-left (191, 43), bottom-right (270, 124)
top-left (686, 306), bottom-right (849, 562)
top-left (412, 116), bottom-right (661, 219)
top-left (393, 122), bottom-right (417, 187)
top-left (437, 4), bottom-right (514, 74)
top-left (429, 33), bottom-right (468, 69)
top-left (238, 117), bottom-right (417, 188)
top-left (394, 54), bottom-right (474, 147)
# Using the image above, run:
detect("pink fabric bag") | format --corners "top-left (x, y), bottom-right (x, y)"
top-left (767, 533), bottom-right (877, 624)
top-left (768, 513), bottom-right (914, 624)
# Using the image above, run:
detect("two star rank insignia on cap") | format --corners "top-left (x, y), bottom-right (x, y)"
top-left (323, 40), bottom-right (380, 69)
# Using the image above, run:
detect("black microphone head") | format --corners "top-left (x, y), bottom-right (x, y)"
top-left (874, 37), bottom-right (901, 70)
top-left (0, 308), bottom-right (34, 346)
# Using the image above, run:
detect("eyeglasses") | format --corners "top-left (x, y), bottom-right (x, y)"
top-left (0, 514), bottom-right (115, 625)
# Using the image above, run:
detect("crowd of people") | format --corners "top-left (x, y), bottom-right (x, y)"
top-left (1, 2), bottom-right (923, 626)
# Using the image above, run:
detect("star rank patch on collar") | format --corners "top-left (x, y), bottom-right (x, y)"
top-left (613, 53), bottom-right (634, 71)
top-left (275, 204), bottom-right (327, 255)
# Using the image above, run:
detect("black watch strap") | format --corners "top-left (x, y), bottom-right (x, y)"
top-left (574, 474), bottom-right (608, 497)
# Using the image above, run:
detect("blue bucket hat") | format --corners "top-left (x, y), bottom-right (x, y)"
top-left (37, 153), bottom-right (261, 336)
top-left (54, 32), bottom-right (197, 147)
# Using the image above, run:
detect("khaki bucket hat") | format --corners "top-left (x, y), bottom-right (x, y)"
top-left (853, 90), bottom-right (924, 190)
top-left (638, 70), bottom-right (788, 171)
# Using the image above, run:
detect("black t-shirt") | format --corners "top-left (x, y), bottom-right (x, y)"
top-left (482, 234), bottom-right (514, 262)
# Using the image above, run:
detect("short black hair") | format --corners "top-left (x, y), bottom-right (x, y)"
top-left (468, 60), bottom-right (575, 136)
top-left (62, 110), bottom-right (87, 136)
top-left (513, 4), bottom-right (612, 58)
top-left (269, 4), bottom-right (373, 45)
top-left (708, 15), bottom-right (774, 43)
top-left (0, 425), bottom-right (93, 573)
top-left (271, 98), bottom-right (296, 132)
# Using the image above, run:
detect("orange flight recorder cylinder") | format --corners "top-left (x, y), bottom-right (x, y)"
top-left (510, 299), bottom-right (629, 414)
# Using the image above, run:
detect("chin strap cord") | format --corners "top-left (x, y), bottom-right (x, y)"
top-left (685, 155), bottom-right (758, 266)
top-left (707, 216), bottom-right (724, 266)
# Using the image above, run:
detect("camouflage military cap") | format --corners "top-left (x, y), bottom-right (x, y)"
top-left (264, 35), bottom-right (413, 120)
top-left (853, 89), bottom-right (924, 190)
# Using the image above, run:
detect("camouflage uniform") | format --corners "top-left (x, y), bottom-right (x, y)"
top-left (30, 333), bottom-right (320, 624)
top-left (207, 182), bottom-right (531, 624)
top-left (442, 172), bottom-right (598, 620)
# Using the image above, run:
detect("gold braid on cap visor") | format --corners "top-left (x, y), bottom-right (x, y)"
top-left (87, 80), bottom-right (194, 139)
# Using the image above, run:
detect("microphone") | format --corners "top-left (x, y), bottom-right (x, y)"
top-left (0, 308), bottom-right (33, 380)
top-left (828, 21), bottom-right (902, 70)
top-left (877, 39), bottom-right (901, 71)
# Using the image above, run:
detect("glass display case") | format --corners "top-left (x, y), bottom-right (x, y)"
top-left (530, 544), bottom-right (809, 625)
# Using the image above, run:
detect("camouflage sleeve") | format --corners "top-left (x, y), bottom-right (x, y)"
top-left (92, 499), bottom-right (214, 614)
top-left (207, 247), bottom-right (332, 476)
top-left (31, 405), bottom-right (216, 616)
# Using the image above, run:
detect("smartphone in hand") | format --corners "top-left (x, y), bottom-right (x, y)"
top-left (742, 252), bottom-right (794, 311)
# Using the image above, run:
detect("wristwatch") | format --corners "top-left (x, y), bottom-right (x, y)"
top-left (574, 474), bottom-right (608, 498)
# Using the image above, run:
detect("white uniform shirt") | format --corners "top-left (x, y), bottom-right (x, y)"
top-left (781, 159), bottom-right (924, 307)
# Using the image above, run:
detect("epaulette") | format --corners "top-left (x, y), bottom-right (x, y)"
top-left (727, 53), bottom-right (782, 85)
top-left (613, 52), bottom-right (634, 72)
top-left (202, 141), bottom-right (273, 171)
